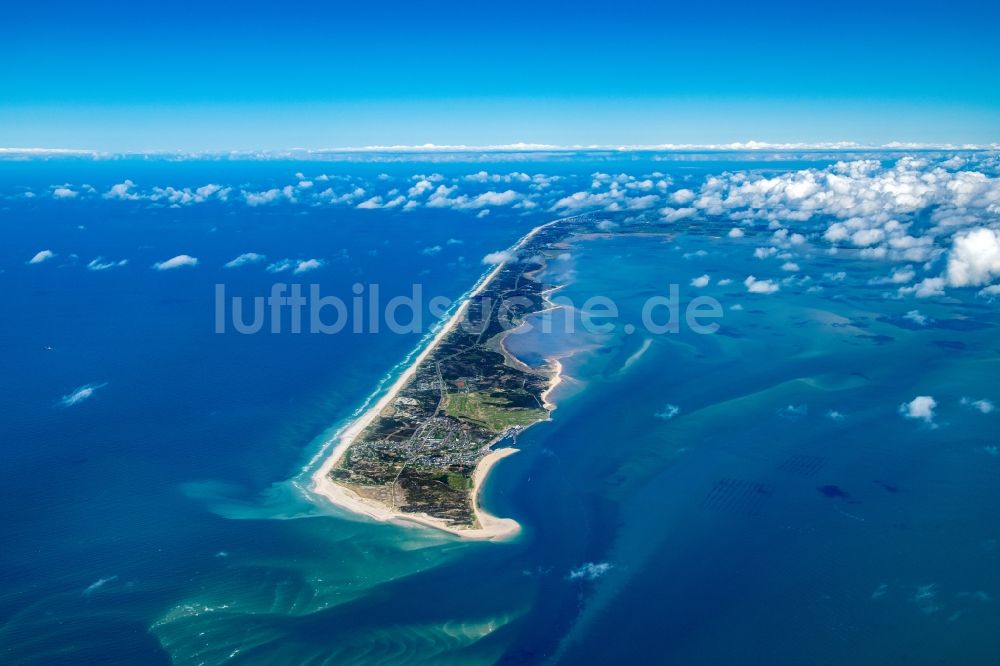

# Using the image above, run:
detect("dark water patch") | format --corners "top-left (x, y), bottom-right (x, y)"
top-left (934, 318), bottom-right (992, 331)
top-left (817, 484), bottom-right (850, 500)
top-left (878, 315), bottom-right (927, 331)
top-left (874, 480), bottom-right (899, 493)
top-left (856, 334), bottom-right (894, 346)
top-left (931, 340), bottom-right (966, 351)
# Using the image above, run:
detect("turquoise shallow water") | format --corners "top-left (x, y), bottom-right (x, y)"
top-left (533, 234), bottom-right (1000, 663)
top-left (2, 157), bottom-right (999, 664)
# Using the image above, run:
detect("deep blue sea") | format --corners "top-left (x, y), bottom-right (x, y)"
top-left (2, 154), bottom-right (999, 664)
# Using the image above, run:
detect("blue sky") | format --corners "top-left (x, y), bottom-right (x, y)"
top-left (3, 0), bottom-right (999, 151)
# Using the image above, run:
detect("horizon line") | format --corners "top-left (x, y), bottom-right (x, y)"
top-left (2, 141), bottom-right (999, 160)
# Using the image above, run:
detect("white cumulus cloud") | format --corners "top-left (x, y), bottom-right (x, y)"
top-left (661, 207), bottom-right (696, 222)
top-left (224, 252), bottom-right (266, 268)
top-left (153, 254), bottom-right (199, 270)
top-left (960, 397), bottom-right (995, 414)
top-left (87, 257), bottom-right (128, 271)
top-left (61, 382), bottom-right (107, 407)
top-left (104, 180), bottom-right (138, 200)
top-left (28, 249), bottom-right (56, 265)
top-left (898, 277), bottom-right (945, 299)
top-left (978, 284), bottom-right (1000, 301)
top-left (269, 258), bottom-right (324, 274)
top-left (900, 395), bottom-right (937, 423)
top-left (567, 562), bottom-right (612, 581)
top-left (293, 259), bottom-right (323, 274)
top-left (654, 404), bottom-right (680, 420)
top-left (744, 275), bottom-right (780, 294)
top-left (670, 189), bottom-right (695, 204)
top-left (482, 250), bottom-right (517, 265)
top-left (946, 228), bottom-right (1000, 287)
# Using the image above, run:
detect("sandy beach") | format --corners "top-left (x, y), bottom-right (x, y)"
top-left (309, 218), bottom-right (567, 540)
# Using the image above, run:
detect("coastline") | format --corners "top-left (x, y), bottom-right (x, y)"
top-left (309, 218), bottom-right (567, 540)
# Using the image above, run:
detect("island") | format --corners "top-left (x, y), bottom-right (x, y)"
top-left (310, 212), bottom-right (676, 538)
